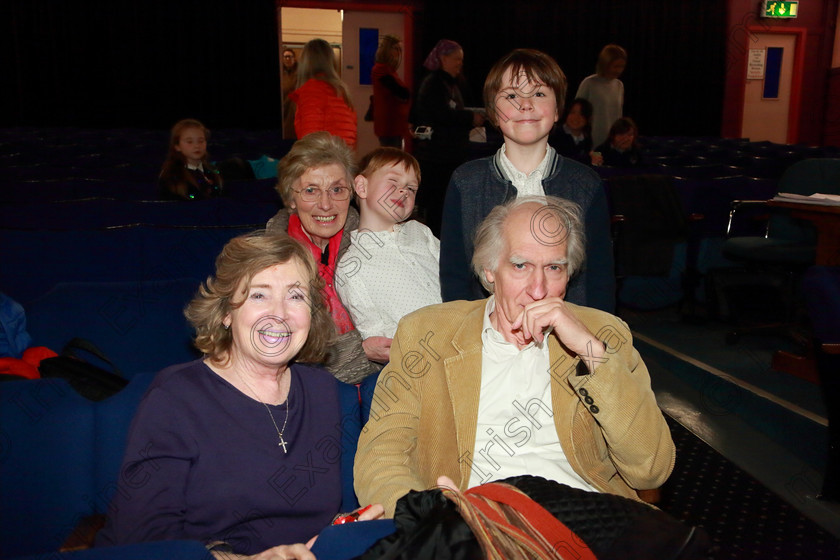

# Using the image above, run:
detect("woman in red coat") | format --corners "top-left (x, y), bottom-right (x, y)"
top-left (371, 35), bottom-right (411, 148)
top-left (291, 38), bottom-right (357, 149)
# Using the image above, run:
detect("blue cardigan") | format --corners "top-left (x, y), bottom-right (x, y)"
top-left (439, 148), bottom-right (616, 313)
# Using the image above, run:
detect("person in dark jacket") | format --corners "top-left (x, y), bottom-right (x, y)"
top-left (371, 35), bottom-right (411, 148)
top-left (550, 98), bottom-right (603, 167)
top-left (412, 39), bottom-right (486, 236)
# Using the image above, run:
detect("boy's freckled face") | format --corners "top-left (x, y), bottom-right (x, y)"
top-left (493, 68), bottom-right (559, 150)
top-left (357, 163), bottom-right (419, 227)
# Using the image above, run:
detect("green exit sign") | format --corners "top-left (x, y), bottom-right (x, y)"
top-left (763, 1), bottom-right (798, 18)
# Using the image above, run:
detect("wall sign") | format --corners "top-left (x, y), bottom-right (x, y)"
top-left (762, 1), bottom-right (798, 18)
top-left (747, 48), bottom-right (766, 80)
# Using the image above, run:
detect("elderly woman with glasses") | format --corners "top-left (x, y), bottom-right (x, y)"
top-left (267, 132), bottom-right (379, 383)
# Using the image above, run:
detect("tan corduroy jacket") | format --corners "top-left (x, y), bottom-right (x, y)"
top-left (354, 298), bottom-right (676, 516)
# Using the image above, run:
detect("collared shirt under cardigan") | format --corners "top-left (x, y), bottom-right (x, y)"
top-left (439, 147), bottom-right (616, 313)
top-left (354, 298), bottom-right (676, 516)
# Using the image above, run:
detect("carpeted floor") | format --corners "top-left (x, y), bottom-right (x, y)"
top-left (660, 416), bottom-right (840, 559)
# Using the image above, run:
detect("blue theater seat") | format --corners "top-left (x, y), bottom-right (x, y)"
top-left (0, 198), bottom-right (278, 229)
top-left (25, 279), bottom-right (201, 378)
top-left (0, 225), bottom-right (257, 306)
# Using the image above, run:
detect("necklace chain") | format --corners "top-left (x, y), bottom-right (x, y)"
top-left (238, 372), bottom-right (290, 453)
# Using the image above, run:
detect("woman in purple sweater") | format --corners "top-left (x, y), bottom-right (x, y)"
top-left (97, 232), bottom-right (382, 559)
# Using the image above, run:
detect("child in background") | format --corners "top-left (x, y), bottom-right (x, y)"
top-left (336, 148), bottom-right (441, 363)
top-left (158, 119), bottom-right (223, 200)
top-left (550, 98), bottom-right (604, 167)
top-left (439, 48), bottom-right (615, 312)
top-left (575, 44), bottom-right (627, 147)
top-left (596, 117), bottom-right (643, 167)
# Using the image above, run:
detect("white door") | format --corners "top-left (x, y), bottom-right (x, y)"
top-left (341, 11), bottom-right (406, 155)
top-left (741, 33), bottom-right (797, 143)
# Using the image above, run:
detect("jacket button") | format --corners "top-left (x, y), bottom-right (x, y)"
top-left (589, 405), bottom-right (600, 414)
top-left (579, 388), bottom-right (588, 397)
top-left (584, 396), bottom-right (594, 405)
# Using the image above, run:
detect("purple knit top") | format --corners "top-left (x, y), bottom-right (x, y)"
top-left (97, 359), bottom-right (343, 554)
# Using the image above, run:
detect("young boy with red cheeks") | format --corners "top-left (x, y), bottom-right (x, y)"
top-left (439, 49), bottom-right (615, 313)
top-left (335, 148), bottom-right (442, 363)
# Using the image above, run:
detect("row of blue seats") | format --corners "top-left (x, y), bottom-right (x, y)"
top-left (3, 127), bottom-right (834, 189)
top-left (1, 128), bottom-right (293, 183)
top-left (0, 177), bottom-right (280, 204)
top-left (0, 197), bottom-right (280, 228)
top-left (0, 225), bottom-right (256, 307)
top-left (597, 173), bottom-right (776, 236)
top-left (1, 172), bottom-right (775, 237)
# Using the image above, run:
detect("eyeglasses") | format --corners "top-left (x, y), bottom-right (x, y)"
top-left (293, 186), bottom-right (351, 203)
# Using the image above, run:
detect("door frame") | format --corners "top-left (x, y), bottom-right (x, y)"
top-left (736, 26), bottom-right (806, 144)
top-left (276, 1), bottom-right (417, 95)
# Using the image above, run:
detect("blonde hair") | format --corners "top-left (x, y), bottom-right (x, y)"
top-left (596, 44), bottom-right (628, 76)
top-left (375, 35), bottom-right (402, 70)
top-left (472, 196), bottom-right (585, 293)
top-left (185, 231), bottom-right (334, 364)
top-left (297, 38), bottom-right (354, 109)
top-left (275, 132), bottom-right (357, 208)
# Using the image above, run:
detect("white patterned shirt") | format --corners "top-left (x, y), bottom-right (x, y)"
top-left (498, 144), bottom-right (552, 197)
top-left (467, 296), bottom-right (597, 491)
top-left (335, 220), bottom-right (442, 339)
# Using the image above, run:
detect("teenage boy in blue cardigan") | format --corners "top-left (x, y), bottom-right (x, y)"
top-left (439, 49), bottom-right (615, 312)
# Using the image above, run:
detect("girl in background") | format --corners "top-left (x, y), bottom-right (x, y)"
top-left (291, 38), bottom-right (357, 149)
top-left (575, 44), bottom-right (627, 147)
top-left (371, 35), bottom-right (411, 148)
top-left (596, 117), bottom-right (643, 167)
top-left (550, 98), bottom-right (603, 166)
top-left (158, 119), bottom-right (223, 200)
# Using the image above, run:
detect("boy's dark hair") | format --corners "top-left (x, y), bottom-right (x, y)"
top-left (483, 49), bottom-right (567, 127)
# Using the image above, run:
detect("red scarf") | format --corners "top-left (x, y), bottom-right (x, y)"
top-left (287, 214), bottom-right (355, 335)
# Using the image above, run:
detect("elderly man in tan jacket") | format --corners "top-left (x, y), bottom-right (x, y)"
top-left (354, 195), bottom-right (675, 516)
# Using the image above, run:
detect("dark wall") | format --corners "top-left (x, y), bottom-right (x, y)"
top-left (413, 0), bottom-right (728, 137)
top-left (3, 0), bottom-right (727, 136)
top-left (2, 0), bottom-right (281, 128)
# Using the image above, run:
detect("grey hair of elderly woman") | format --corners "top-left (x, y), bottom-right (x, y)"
top-left (185, 230), bottom-right (335, 364)
top-left (471, 195), bottom-right (586, 293)
top-left (274, 131), bottom-right (357, 208)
